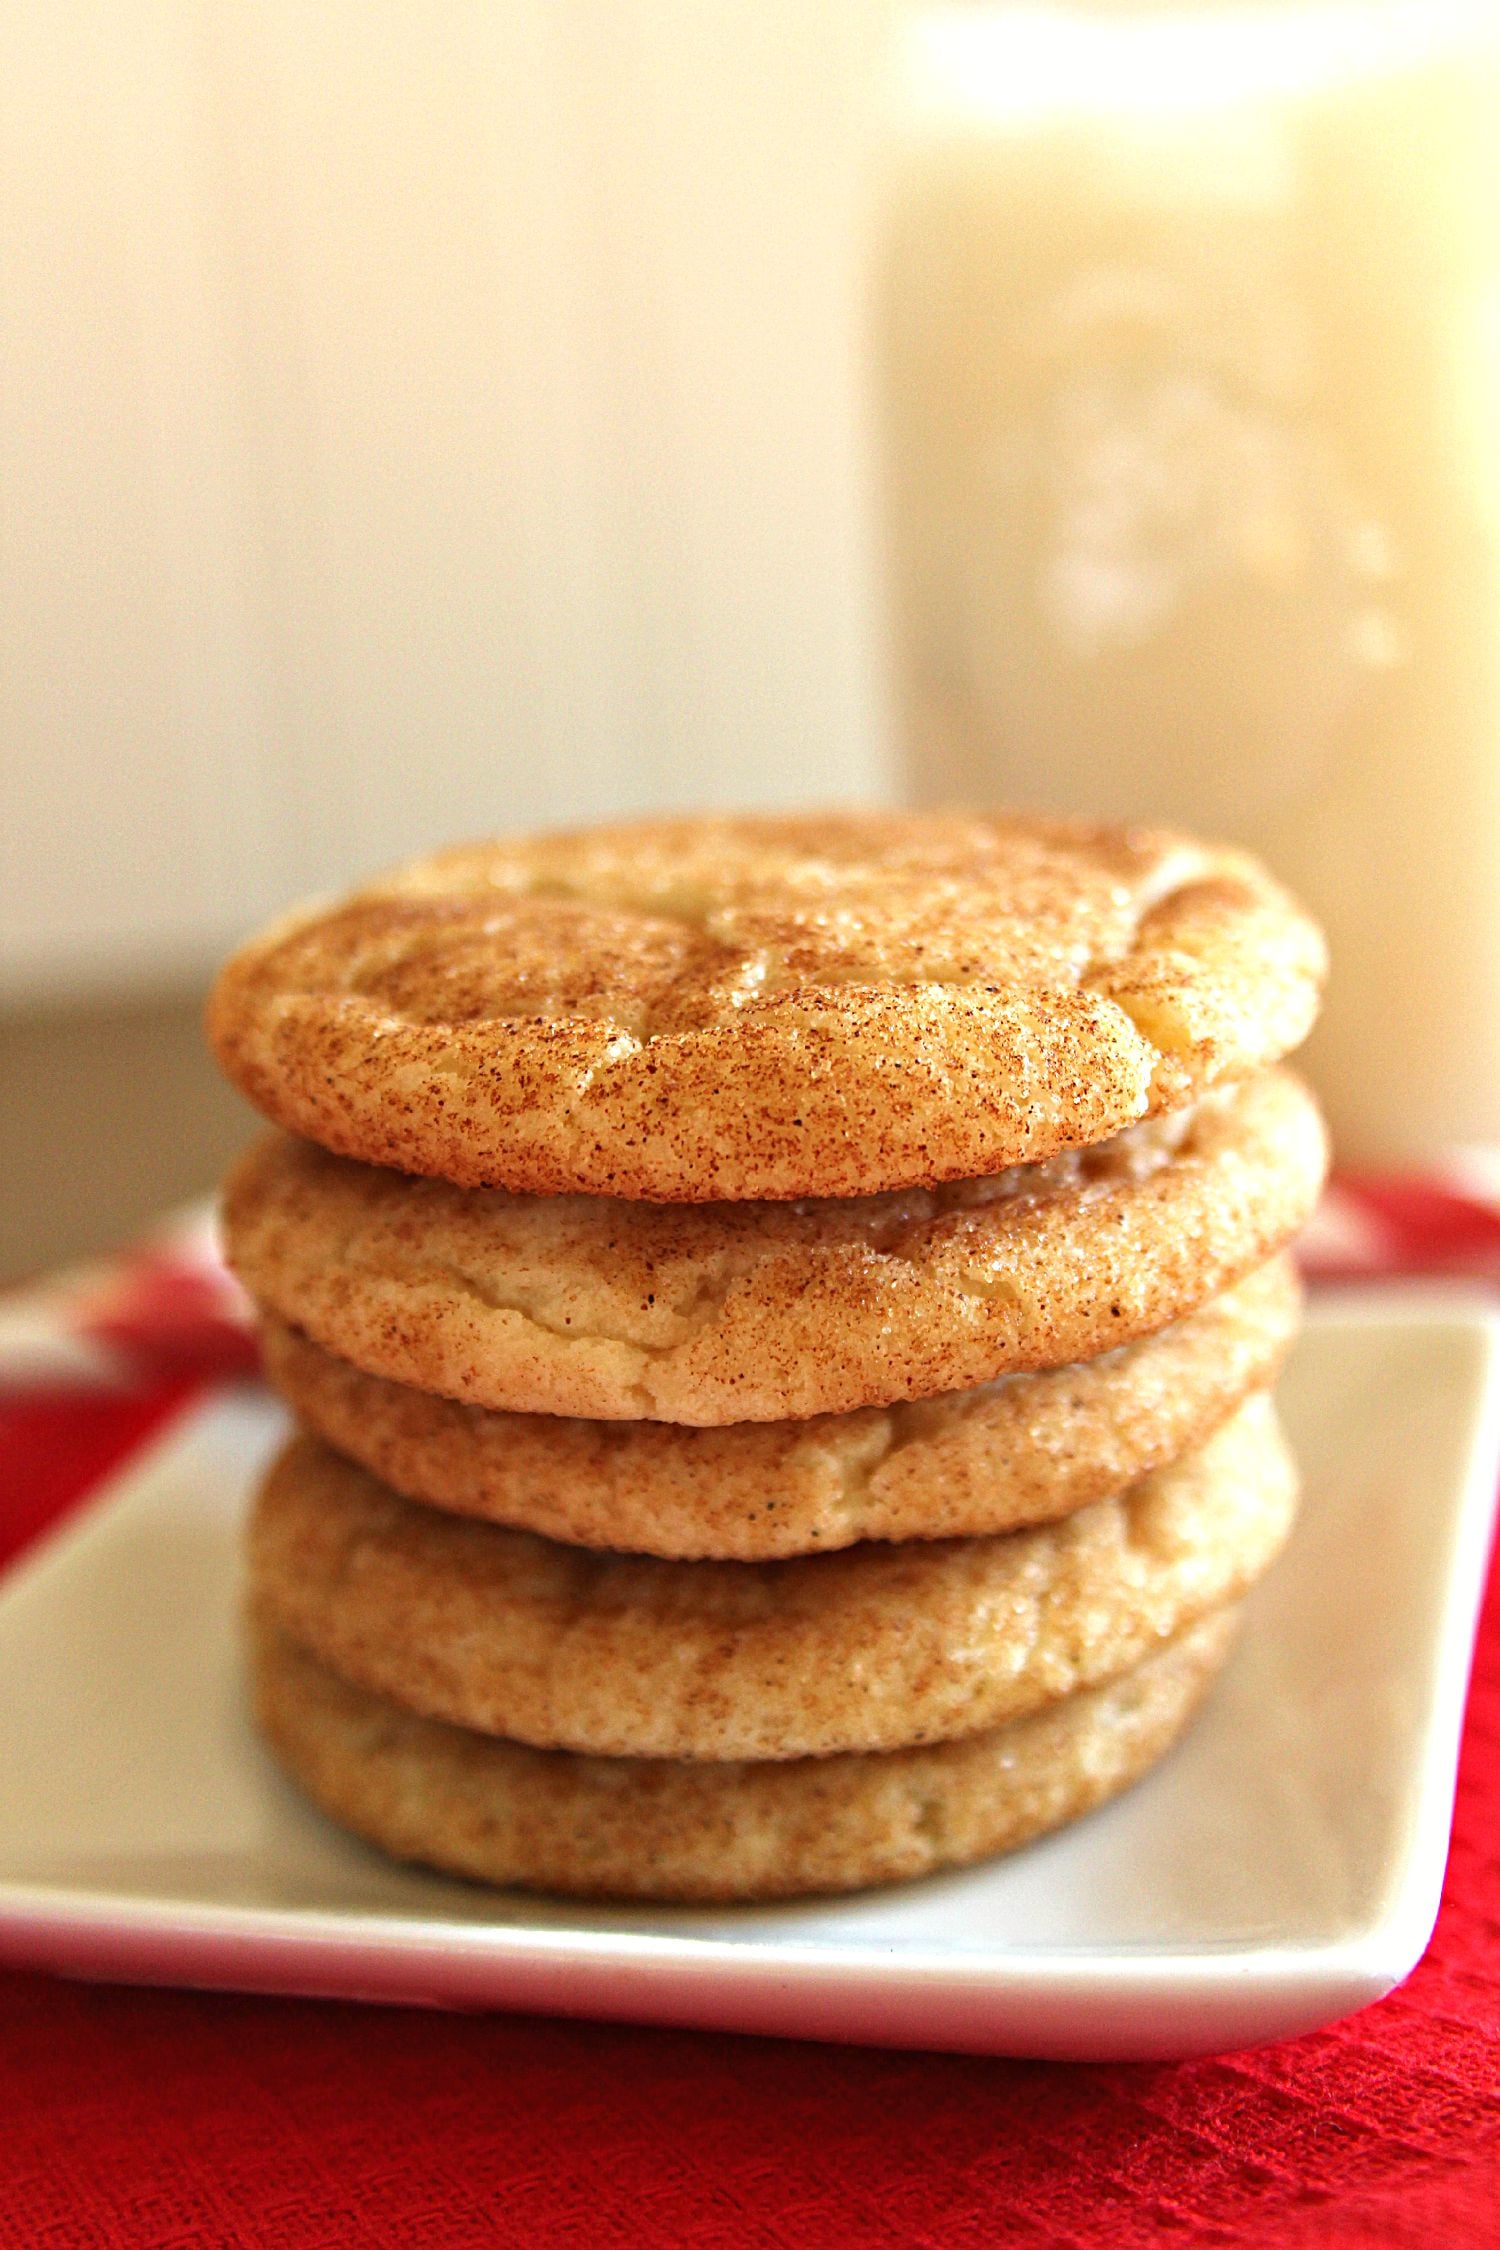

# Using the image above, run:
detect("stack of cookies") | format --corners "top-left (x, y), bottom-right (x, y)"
top-left (208, 812), bottom-right (1327, 1902)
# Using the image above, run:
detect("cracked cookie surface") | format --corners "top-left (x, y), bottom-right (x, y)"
top-left (252, 1607), bottom-right (1239, 1901)
top-left (247, 1397), bottom-right (1294, 1762)
top-left (208, 811), bottom-right (1326, 1201)
top-left (258, 1256), bottom-right (1299, 1558)
top-left (223, 1069), bottom-right (1326, 1422)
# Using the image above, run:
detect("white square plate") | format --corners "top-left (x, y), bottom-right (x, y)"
top-left (1, 1292), bottom-right (1497, 2061)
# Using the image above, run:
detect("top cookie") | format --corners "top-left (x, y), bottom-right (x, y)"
top-left (208, 811), bottom-right (1326, 1201)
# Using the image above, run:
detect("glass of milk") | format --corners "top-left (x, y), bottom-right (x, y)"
top-left (880, 0), bottom-right (1500, 1163)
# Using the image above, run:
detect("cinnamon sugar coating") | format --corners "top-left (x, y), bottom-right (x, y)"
top-left (223, 1070), bottom-right (1326, 1423)
top-left (207, 812), bottom-right (1326, 1201)
top-left (252, 1607), bottom-right (1238, 1902)
top-left (248, 1397), bottom-right (1294, 1762)
top-left (258, 1256), bottom-right (1298, 1558)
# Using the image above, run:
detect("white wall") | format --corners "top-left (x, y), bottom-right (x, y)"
top-left (0, 2), bottom-right (893, 1003)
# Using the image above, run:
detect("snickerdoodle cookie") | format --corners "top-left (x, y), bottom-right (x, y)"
top-left (248, 1396), bottom-right (1294, 1762)
top-left (253, 1606), bottom-right (1239, 1901)
top-left (207, 812), bottom-right (1326, 1203)
top-left (224, 1070), bottom-right (1325, 1423)
top-left (259, 1255), bottom-right (1298, 1558)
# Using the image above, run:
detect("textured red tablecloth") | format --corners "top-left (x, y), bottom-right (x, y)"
top-left (2, 1188), bottom-right (1498, 2249)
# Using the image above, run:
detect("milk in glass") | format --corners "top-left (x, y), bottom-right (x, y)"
top-left (882, 1), bottom-right (1500, 1160)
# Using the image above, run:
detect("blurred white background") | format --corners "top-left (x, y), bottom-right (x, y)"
top-left (0, 2), bottom-right (893, 1273)
top-left (1, 0), bottom-right (892, 1009)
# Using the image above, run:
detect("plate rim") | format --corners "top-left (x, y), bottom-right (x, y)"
top-left (2, 1285), bottom-right (1497, 2056)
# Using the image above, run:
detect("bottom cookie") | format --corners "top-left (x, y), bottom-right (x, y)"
top-left (252, 1606), bottom-right (1239, 1902)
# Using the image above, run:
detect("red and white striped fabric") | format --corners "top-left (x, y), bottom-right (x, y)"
top-left (0, 1203), bottom-right (256, 1396)
top-left (1302, 1163), bottom-right (1500, 1284)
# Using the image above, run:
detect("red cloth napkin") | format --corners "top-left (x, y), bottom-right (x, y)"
top-left (2, 1187), bottom-right (1498, 2250)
